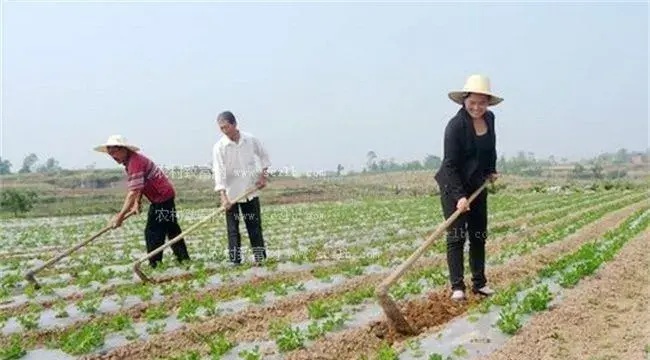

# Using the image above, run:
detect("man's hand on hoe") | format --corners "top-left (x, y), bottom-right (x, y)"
top-left (220, 192), bottom-right (233, 211)
top-left (256, 169), bottom-right (269, 189)
top-left (110, 212), bottom-right (126, 229)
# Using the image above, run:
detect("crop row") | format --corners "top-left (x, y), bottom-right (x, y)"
top-left (1, 190), bottom-right (636, 319)
top-left (1, 191), bottom-right (644, 358)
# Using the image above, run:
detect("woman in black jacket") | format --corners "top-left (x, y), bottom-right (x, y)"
top-left (434, 74), bottom-right (502, 301)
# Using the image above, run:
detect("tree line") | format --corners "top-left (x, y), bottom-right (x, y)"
top-left (1, 148), bottom-right (646, 178)
top-left (357, 148), bottom-right (648, 179)
top-left (0, 153), bottom-right (62, 175)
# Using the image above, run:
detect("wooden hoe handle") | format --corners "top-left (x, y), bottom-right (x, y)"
top-left (25, 210), bottom-right (137, 282)
top-left (376, 180), bottom-right (490, 295)
top-left (132, 186), bottom-right (261, 283)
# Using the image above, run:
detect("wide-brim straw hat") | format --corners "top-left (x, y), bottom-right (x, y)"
top-left (448, 74), bottom-right (503, 106)
top-left (93, 134), bottom-right (140, 153)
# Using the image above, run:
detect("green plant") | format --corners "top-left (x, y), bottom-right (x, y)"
top-left (405, 339), bottom-right (424, 357)
top-left (520, 284), bottom-right (553, 312)
top-left (76, 293), bottom-right (103, 315)
top-left (54, 300), bottom-right (70, 318)
top-left (0, 334), bottom-right (26, 360)
top-left (238, 345), bottom-right (261, 360)
top-left (495, 305), bottom-right (522, 335)
top-left (0, 188), bottom-right (38, 216)
top-left (268, 318), bottom-right (304, 353)
top-left (144, 304), bottom-right (168, 322)
top-left (452, 345), bottom-right (468, 357)
top-left (146, 321), bottom-right (165, 335)
top-left (307, 299), bottom-right (342, 319)
top-left (192, 332), bottom-right (235, 359)
top-left (108, 313), bottom-right (133, 333)
top-left (58, 323), bottom-right (105, 355)
top-left (178, 296), bottom-right (201, 323)
top-left (17, 311), bottom-right (40, 331)
top-left (241, 284), bottom-right (265, 304)
top-left (375, 341), bottom-right (399, 360)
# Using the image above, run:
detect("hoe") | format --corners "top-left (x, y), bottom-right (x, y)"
top-left (375, 180), bottom-right (490, 335)
top-left (24, 210), bottom-right (137, 289)
top-left (132, 186), bottom-right (260, 284)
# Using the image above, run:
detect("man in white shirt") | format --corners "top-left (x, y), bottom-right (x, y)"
top-left (212, 111), bottom-right (271, 266)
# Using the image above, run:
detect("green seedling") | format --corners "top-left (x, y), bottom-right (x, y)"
top-left (307, 299), bottom-right (342, 319)
top-left (520, 284), bottom-right (553, 313)
top-left (191, 331), bottom-right (235, 359)
top-left (58, 323), bottom-right (105, 355)
top-left (405, 339), bottom-right (425, 358)
top-left (133, 284), bottom-right (155, 302)
top-left (241, 284), bottom-right (264, 304)
top-left (17, 308), bottom-right (40, 331)
top-left (178, 296), bottom-right (201, 323)
top-left (108, 313), bottom-right (134, 333)
top-left (76, 293), bottom-right (102, 315)
top-left (144, 304), bottom-right (168, 322)
top-left (146, 321), bottom-right (165, 335)
top-left (452, 345), bottom-right (468, 357)
top-left (238, 345), bottom-right (261, 360)
top-left (275, 325), bottom-right (304, 352)
top-left (54, 299), bottom-right (70, 318)
top-left (375, 341), bottom-right (399, 360)
top-left (0, 334), bottom-right (26, 360)
top-left (201, 296), bottom-right (221, 317)
top-left (496, 305), bottom-right (522, 335)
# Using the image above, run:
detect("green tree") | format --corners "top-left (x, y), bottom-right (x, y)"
top-left (0, 157), bottom-right (11, 174)
top-left (36, 157), bottom-right (62, 173)
top-left (0, 189), bottom-right (39, 216)
top-left (571, 163), bottom-right (586, 178)
top-left (614, 148), bottom-right (628, 164)
top-left (591, 163), bottom-right (604, 179)
top-left (18, 153), bottom-right (38, 173)
top-left (423, 154), bottom-right (441, 169)
top-left (366, 151), bottom-right (378, 171)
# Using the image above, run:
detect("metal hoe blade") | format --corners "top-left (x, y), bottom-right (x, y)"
top-left (21, 211), bottom-right (136, 291)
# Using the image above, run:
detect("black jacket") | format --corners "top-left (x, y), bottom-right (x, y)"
top-left (434, 107), bottom-right (497, 203)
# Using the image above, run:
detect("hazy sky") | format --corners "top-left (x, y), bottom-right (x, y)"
top-left (2, 1), bottom-right (648, 174)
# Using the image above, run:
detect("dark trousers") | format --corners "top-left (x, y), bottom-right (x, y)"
top-left (145, 197), bottom-right (191, 268)
top-left (440, 187), bottom-right (489, 291)
top-left (225, 196), bottom-right (267, 264)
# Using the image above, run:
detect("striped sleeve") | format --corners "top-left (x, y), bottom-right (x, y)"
top-left (127, 155), bottom-right (147, 191)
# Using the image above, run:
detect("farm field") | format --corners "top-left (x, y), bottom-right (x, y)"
top-left (1, 185), bottom-right (649, 360)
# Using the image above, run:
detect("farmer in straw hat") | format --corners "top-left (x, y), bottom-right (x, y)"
top-left (434, 74), bottom-right (502, 301)
top-left (94, 135), bottom-right (191, 268)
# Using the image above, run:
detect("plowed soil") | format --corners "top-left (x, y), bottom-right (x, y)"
top-left (16, 201), bottom-right (643, 360)
top-left (477, 229), bottom-right (650, 360)
top-left (284, 202), bottom-right (646, 360)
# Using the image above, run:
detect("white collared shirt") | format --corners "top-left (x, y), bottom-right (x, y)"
top-left (212, 131), bottom-right (271, 203)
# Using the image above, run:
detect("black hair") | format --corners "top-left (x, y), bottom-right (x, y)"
top-left (461, 92), bottom-right (491, 108)
top-left (217, 111), bottom-right (237, 125)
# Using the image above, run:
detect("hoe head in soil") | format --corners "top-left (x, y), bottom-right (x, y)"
top-left (21, 211), bottom-right (138, 293)
top-left (375, 181), bottom-right (489, 335)
top-left (24, 271), bottom-right (41, 290)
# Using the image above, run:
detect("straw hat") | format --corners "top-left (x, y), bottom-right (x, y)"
top-left (93, 135), bottom-right (140, 153)
top-left (448, 74), bottom-right (503, 106)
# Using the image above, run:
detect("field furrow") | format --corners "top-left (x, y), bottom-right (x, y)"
top-left (275, 201), bottom-right (649, 360)
top-left (0, 186), bottom-right (647, 360)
